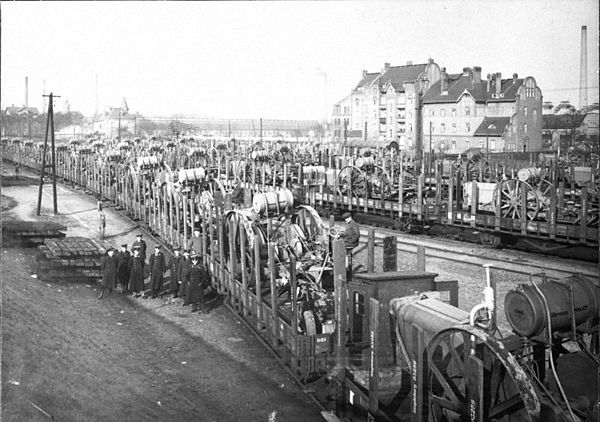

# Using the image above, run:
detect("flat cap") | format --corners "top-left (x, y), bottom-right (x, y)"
top-left (342, 212), bottom-right (352, 219)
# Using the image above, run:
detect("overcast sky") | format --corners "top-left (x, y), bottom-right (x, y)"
top-left (1, 1), bottom-right (598, 120)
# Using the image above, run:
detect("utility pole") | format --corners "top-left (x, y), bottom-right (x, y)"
top-left (37, 92), bottom-right (60, 215)
top-left (118, 111), bottom-right (121, 141)
top-left (259, 118), bottom-right (263, 142)
top-left (428, 121), bottom-right (433, 177)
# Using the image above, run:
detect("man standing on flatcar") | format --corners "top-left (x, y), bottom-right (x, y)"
top-left (181, 249), bottom-right (192, 305)
top-left (187, 228), bottom-right (203, 256)
top-left (148, 244), bottom-right (166, 299)
top-left (341, 212), bottom-right (360, 274)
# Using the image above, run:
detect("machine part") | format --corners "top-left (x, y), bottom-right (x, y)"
top-left (252, 189), bottom-right (294, 216)
top-left (427, 325), bottom-right (541, 422)
top-left (493, 179), bottom-right (540, 220)
top-left (178, 167), bottom-right (206, 183)
top-left (468, 265), bottom-right (495, 331)
top-left (336, 165), bottom-right (366, 198)
top-left (504, 275), bottom-right (598, 338)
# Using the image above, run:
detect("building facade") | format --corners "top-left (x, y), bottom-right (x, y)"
top-left (331, 94), bottom-right (352, 141)
top-left (344, 59), bottom-right (441, 151)
top-left (421, 67), bottom-right (543, 154)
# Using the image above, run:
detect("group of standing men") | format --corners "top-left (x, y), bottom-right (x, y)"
top-left (99, 232), bottom-right (210, 314)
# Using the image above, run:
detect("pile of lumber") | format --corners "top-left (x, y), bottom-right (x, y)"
top-left (2, 220), bottom-right (67, 247)
top-left (35, 237), bottom-right (110, 282)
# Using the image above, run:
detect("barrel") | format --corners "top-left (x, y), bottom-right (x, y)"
top-left (178, 167), bottom-right (205, 183)
top-left (251, 150), bottom-right (268, 160)
top-left (504, 275), bottom-right (598, 337)
top-left (252, 188), bottom-right (294, 216)
top-left (517, 167), bottom-right (542, 182)
top-left (356, 156), bottom-right (375, 168)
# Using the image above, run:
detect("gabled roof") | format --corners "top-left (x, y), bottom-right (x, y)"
top-left (422, 73), bottom-right (524, 104)
top-left (542, 114), bottom-right (586, 129)
top-left (355, 63), bottom-right (429, 91)
top-left (355, 73), bottom-right (379, 89)
top-left (379, 64), bottom-right (428, 91)
top-left (473, 117), bottom-right (511, 136)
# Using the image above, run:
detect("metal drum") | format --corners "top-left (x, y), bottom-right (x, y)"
top-left (355, 156), bottom-right (375, 168)
top-left (251, 150), bottom-right (268, 160)
top-left (137, 156), bottom-right (159, 169)
top-left (252, 188), bottom-right (294, 216)
top-left (517, 167), bottom-right (542, 182)
top-left (178, 167), bottom-right (205, 183)
top-left (504, 275), bottom-right (598, 337)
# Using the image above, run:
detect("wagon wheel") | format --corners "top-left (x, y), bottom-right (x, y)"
top-left (493, 179), bottom-right (539, 220)
top-left (292, 205), bottom-right (327, 254)
top-left (337, 165), bottom-right (366, 198)
top-left (427, 326), bottom-right (540, 422)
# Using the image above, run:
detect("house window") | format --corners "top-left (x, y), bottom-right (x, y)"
top-left (441, 109), bottom-right (446, 116)
top-left (524, 106), bottom-right (528, 117)
top-left (430, 109), bottom-right (435, 116)
top-left (452, 108), bottom-right (456, 116)
top-left (491, 140), bottom-right (496, 150)
top-left (465, 107), bottom-right (471, 116)
top-left (479, 141), bottom-right (484, 148)
top-left (523, 123), bottom-right (528, 133)
top-left (465, 140), bottom-right (470, 149)
top-left (466, 122), bottom-right (471, 132)
top-left (532, 109), bottom-right (537, 121)
top-left (355, 99), bottom-right (360, 107)
top-left (440, 123), bottom-right (446, 132)
top-left (373, 98), bottom-right (377, 105)
top-left (408, 112), bottom-right (413, 119)
top-left (452, 123), bottom-right (457, 133)
top-left (451, 139), bottom-right (457, 149)
top-left (440, 140), bottom-right (445, 150)
top-left (408, 124), bottom-right (413, 132)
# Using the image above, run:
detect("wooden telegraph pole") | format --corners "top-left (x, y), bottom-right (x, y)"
top-left (37, 93), bottom-right (60, 215)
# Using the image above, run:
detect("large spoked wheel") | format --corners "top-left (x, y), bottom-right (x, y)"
top-left (337, 165), bottom-right (366, 198)
top-left (427, 326), bottom-right (540, 422)
top-left (493, 179), bottom-right (539, 220)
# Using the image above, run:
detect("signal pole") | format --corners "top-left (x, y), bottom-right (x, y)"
top-left (37, 93), bottom-right (60, 215)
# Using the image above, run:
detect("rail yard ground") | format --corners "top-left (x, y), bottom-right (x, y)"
top-left (1, 172), bottom-right (323, 422)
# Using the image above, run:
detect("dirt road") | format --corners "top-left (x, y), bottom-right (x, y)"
top-left (1, 175), bottom-right (323, 422)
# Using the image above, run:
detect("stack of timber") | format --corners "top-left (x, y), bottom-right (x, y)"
top-left (2, 220), bottom-right (67, 247)
top-left (35, 237), bottom-right (109, 282)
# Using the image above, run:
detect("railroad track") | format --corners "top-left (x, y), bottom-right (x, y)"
top-left (330, 221), bottom-right (598, 280)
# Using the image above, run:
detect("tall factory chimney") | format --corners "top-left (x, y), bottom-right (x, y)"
top-left (25, 76), bottom-right (29, 108)
top-left (579, 25), bottom-right (588, 108)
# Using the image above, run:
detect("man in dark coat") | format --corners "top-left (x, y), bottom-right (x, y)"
top-left (148, 244), bottom-right (166, 298)
top-left (132, 233), bottom-right (147, 263)
top-left (129, 247), bottom-right (145, 298)
top-left (167, 246), bottom-right (184, 298)
top-left (341, 212), bottom-right (360, 275)
top-left (187, 253), bottom-right (210, 313)
top-left (180, 249), bottom-right (192, 305)
top-left (99, 248), bottom-right (118, 299)
top-left (187, 229), bottom-right (203, 256)
top-left (116, 243), bottom-right (131, 294)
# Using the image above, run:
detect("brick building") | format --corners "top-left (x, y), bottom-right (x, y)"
top-left (421, 67), bottom-right (543, 154)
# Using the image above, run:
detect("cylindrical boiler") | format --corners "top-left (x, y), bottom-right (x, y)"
top-left (504, 275), bottom-right (598, 338)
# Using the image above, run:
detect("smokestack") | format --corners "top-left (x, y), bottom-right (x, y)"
top-left (472, 66), bottom-right (482, 83)
top-left (486, 74), bottom-right (492, 92)
top-left (495, 72), bottom-right (502, 97)
top-left (579, 25), bottom-right (588, 108)
top-left (25, 77), bottom-right (28, 108)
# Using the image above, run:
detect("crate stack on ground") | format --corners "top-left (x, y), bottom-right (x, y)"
top-left (35, 237), bottom-right (110, 282)
top-left (2, 221), bottom-right (67, 247)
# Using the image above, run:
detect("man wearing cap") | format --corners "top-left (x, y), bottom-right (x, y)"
top-left (341, 212), bottom-right (360, 273)
top-left (129, 247), bottom-right (146, 298)
top-left (187, 229), bottom-right (203, 256)
top-left (148, 245), bottom-right (166, 299)
top-left (167, 247), bottom-right (184, 299)
top-left (99, 248), bottom-right (118, 299)
top-left (187, 252), bottom-right (210, 313)
top-left (132, 233), bottom-right (147, 263)
top-left (180, 249), bottom-right (192, 303)
top-left (116, 244), bottom-right (131, 294)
